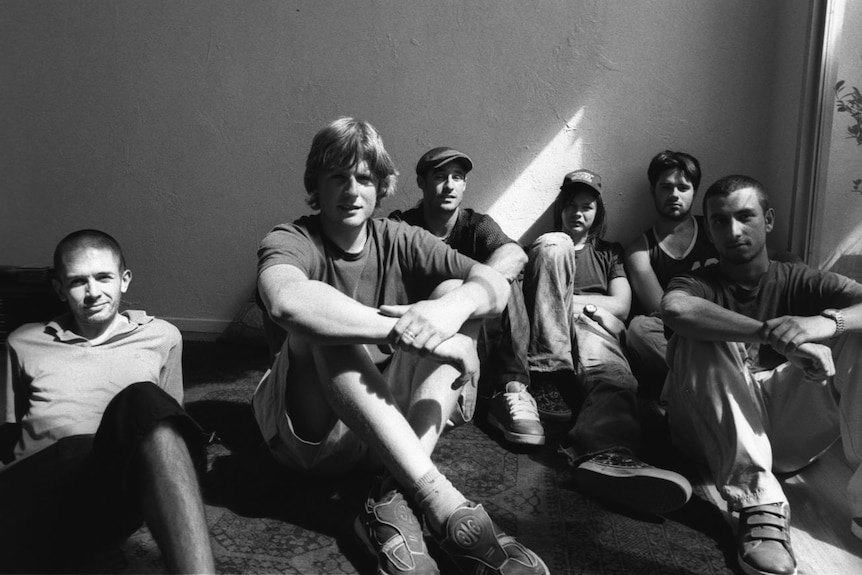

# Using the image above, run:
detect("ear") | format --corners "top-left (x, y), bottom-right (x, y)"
top-left (416, 175), bottom-right (424, 190)
top-left (120, 269), bottom-right (132, 294)
top-left (764, 208), bottom-right (775, 233)
top-left (51, 278), bottom-right (67, 302)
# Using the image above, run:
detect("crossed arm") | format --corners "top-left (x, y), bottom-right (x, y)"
top-left (484, 242), bottom-right (528, 284)
top-left (662, 290), bottom-right (862, 381)
top-left (259, 261), bottom-right (509, 380)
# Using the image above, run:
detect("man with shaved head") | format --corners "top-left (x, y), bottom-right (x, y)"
top-left (0, 229), bottom-right (213, 573)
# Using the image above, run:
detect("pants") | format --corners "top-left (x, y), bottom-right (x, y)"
top-left (478, 276), bottom-right (531, 397)
top-left (663, 334), bottom-right (862, 514)
top-left (626, 313), bottom-right (670, 399)
top-left (523, 232), bottom-right (640, 460)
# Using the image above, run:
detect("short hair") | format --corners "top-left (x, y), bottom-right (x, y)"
top-left (553, 185), bottom-right (607, 241)
top-left (647, 150), bottom-right (702, 192)
top-left (53, 229), bottom-right (126, 277)
top-left (702, 175), bottom-right (770, 218)
top-left (303, 117), bottom-right (399, 210)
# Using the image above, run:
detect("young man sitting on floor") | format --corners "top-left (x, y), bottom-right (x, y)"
top-left (661, 175), bottom-right (862, 575)
top-left (252, 117), bottom-right (548, 575)
top-left (0, 229), bottom-right (214, 573)
top-left (389, 147), bottom-right (542, 447)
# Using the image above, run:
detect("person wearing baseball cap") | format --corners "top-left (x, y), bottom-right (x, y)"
top-left (390, 147), bottom-right (544, 447)
top-left (522, 168), bottom-right (692, 515)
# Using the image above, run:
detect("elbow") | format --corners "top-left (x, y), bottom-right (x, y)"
top-left (660, 295), bottom-right (687, 329)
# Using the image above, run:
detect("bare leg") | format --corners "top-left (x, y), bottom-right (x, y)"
top-left (311, 343), bottom-right (460, 488)
top-left (138, 421), bottom-right (215, 574)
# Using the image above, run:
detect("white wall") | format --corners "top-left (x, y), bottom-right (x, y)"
top-left (813, 0), bottom-right (862, 274)
top-left (0, 1), bottom-right (813, 333)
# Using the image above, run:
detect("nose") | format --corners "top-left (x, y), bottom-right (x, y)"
top-left (344, 176), bottom-right (361, 197)
top-left (84, 278), bottom-right (100, 299)
top-left (729, 218), bottom-right (744, 237)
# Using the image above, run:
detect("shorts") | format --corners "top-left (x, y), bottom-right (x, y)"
top-left (0, 382), bottom-right (204, 572)
top-left (257, 339), bottom-right (475, 477)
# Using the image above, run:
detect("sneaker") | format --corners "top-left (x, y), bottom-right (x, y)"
top-left (487, 382), bottom-right (545, 446)
top-left (573, 448), bottom-right (692, 515)
top-left (852, 517), bottom-right (862, 541)
top-left (355, 488), bottom-right (440, 574)
top-left (437, 501), bottom-right (549, 574)
top-left (530, 373), bottom-right (572, 422)
top-left (737, 503), bottom-right (797, 575)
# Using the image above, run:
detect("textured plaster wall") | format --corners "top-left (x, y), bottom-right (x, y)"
top-left (0, 1), bottom-right (812, 332)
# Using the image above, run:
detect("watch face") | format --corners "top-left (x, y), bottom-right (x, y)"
top-left (585, 304), bottom-right (597, 314)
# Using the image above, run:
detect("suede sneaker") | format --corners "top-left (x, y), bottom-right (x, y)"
top-left (355, 488), bottom-right (439, 574)
top-left (487, 382), bottom-right (545, 446)
top-left (529, 373), bottom-right (572, 422)
top-left (572, 448), bottom-right (692, 515)
top-left (437, 501), bottom-right (549, 574)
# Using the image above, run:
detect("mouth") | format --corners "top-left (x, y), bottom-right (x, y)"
top-left (85, 302), bottom-right (108, 313)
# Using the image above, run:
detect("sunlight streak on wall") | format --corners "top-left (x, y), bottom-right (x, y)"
top-left (486, 108), bottom-right (585, 243)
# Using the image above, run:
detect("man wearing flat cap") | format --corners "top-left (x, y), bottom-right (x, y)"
top-left (522, 168), bottom-right (692, 515)
top-left (390, 147), bottom-right (544, 447)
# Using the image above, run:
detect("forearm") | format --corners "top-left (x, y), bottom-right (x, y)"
top-left (572, 291), bottom-right (630, 321)
top-left (484, 243), bottom-right (527, 283)
top-left (838, 301), bottom-right (862, 332)
top-left (267, 280), bottom-right (396, 345)
top-left (662, 291), bottom-right (764, 342)
top-left (446, 263), bottom-right (510, 319)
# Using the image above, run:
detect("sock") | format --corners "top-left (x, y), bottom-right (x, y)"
top-left (410, 467), bottom-right (467, 534)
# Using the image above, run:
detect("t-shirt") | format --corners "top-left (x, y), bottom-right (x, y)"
top-left (643, 215), bottom-right (718, 289)
top-left (388, 206), bottom-right (517, 263)
top-left (258, 215), bottom-right (478, 310)
top-left (667, 261), bottom-right (862, 370)
top-left (575, 239), bottom-right (627, 295)
top-left (3, 311), bottom-right (183, 468)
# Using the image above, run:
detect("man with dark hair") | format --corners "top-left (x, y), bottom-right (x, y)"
top-left (1, 229), bottom-right (214, 573)
top-left (624, 150), bottom-right (718, 396)
top-left (523, 169), bottom-right (692, 516)
top-left (253, 118), bottom-right (548, 575)
top-left (662, 175), bottom-right (862, 575)
top-left (389, 147), bottom-right (543, 446)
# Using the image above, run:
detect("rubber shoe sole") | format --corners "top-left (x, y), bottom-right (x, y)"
top-left (487, 412), bottom-right (545, 446)
top-left (574, 458), bottom-right (692, 515)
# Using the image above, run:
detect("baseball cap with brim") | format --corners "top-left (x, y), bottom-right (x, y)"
top-left (560, 169), bottom-right (602, 195)
top-left (416, 147), bottom-right (473, 177)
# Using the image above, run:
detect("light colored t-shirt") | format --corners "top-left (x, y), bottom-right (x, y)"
top-left (3, 310), bottom-right (183, 468)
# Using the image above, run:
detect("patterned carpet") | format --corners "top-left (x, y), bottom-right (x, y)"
top-left (83, 342), bottom-right (738, 575)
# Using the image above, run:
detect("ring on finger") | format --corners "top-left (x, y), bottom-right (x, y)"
top-left (403, 330), bottom-right (416, 340)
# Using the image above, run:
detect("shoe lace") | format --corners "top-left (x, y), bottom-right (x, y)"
top-left (505, 390), bottom-right (540, 421)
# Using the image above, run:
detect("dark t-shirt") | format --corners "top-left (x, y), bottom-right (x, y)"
top-left (643, 215), bottom-right (719, 289)
top-left (667, 261), bottom-right (862, 369)
top-left (258, 215), bottom-right (478, 308)
top-left (575, 239), bottom-right (627, 294)
top-left (388, 206), bottom-right (517, 263)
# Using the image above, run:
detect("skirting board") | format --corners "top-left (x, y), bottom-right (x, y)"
top-left (163, 317), bottom-right (231, 341)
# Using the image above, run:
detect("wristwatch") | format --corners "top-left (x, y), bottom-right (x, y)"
top-left (584, 304), bottom-right (597, 316)
top-left (821, 308), bottom-right (845, 337)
